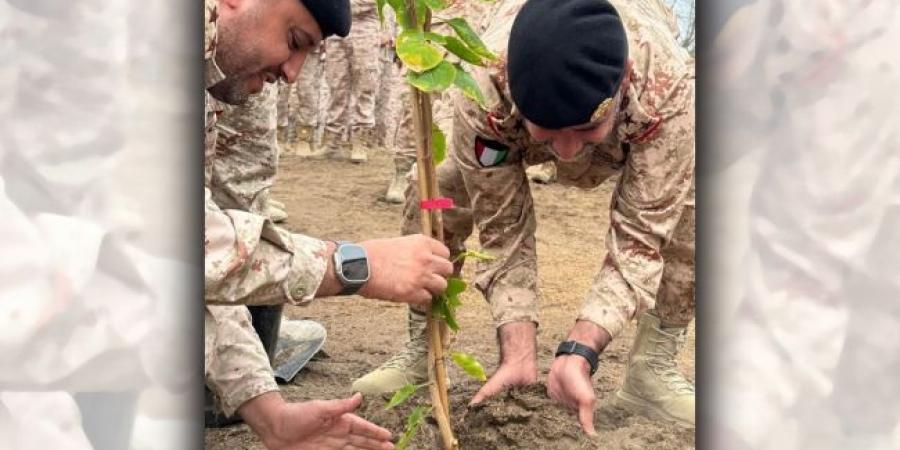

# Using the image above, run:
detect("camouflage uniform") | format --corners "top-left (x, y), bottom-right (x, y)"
top-left (710, 1), bottom-right (900, 446)
top-left (321, 0), bottom-right (381, 155)
top-left (211, 83), bottom-right (279, 214)
top-left (204, 0), bottom-right (329, 416)
top-left (277, 44), bottom-right (323, 154)
top-left (404, 0), bottom-right (695, 337)
top-left (392, 0), bottom-right (494, 160)
top-left (386, 1), bottom-right (494, 200)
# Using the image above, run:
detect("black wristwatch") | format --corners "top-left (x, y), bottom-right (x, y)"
top-left (555, 341), bottom-right (599, 376)
top-left (332, 241), bottom-right (370, 295)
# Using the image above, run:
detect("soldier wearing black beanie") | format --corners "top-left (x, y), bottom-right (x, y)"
top-left (352, 0), bottom-right (696, 436)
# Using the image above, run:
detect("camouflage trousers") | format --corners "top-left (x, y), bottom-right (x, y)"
top-left (401, 156), bottom-right (695, 330)
top-left (322, 0), bottom-right (380, 146)
top-left (277, 47), bottom-right (323, 144)
top-left (390, 87), bottom-right (456, 172)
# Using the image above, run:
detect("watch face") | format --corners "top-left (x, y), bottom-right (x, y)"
top-left (336, 244), bottom-right (369, 284)
top-left (340, 244), bottom-right (367, 261)
top-left (341, 259), bottom-right (369, 283)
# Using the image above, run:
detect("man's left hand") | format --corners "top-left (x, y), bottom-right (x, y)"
top-left (546, 354), bottom-right (597, 435)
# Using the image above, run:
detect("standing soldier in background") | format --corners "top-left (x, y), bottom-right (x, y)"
top-left (355, 0), bottom-right (695, 433)
top-left (381, 0), bottom-right (493, 203)
top-left (319, 0), bottom-right (380, 162)
top-left (276, 42), bottom-right (325, 157)
top-left (212, 84), bottom-right (288, 223)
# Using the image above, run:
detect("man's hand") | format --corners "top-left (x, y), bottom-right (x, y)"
top-left (546, 320), bottom-right (611, 435)
top-left (240, 392), bottom-right (394, 450)
top-left (358, 234), bottom-right (453, 308)
top-left (471, 322), bottom-right (539, 404)
top-left (547, 354), bottom-right (598, 435)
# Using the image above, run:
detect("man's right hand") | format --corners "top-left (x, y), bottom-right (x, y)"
top-left (240, 392), bottom-right (394, 450)
top-left (359, 234), bottom-right (453, 308)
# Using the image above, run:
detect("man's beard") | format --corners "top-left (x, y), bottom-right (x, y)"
top-left (208, 75), bottom-right (255, 105)
top-left (208, 6), bottom-right (264, 105)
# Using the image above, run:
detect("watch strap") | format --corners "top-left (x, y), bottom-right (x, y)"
top-left (555, 340), bottom-right (599, 376)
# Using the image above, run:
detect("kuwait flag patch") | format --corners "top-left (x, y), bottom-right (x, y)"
top-left (474, 136), bottom-right (509, 167)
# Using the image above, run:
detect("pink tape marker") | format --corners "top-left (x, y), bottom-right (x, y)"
top-left (420, 197), bottom-right (455, 210)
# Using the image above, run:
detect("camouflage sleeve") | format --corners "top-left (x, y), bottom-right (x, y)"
top-left (450, 94), bottom-right (540, 327)
top-left (204, 305), bottom-right (277, 416)
top-left (577, 99), bottom-right (695, 339)
top-left (205, 188), bottom-right (329, 305)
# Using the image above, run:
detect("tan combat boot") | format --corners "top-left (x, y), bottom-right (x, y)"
top-left (311, 130), bottom-right (340, 160)
top-left (352, 310), bottom-right (428, 396)
top-left (350, 127), bottom-right (376, 163)
top-left (385, 159), bottom-right (412, 204)
top-left (616, 312), bottom-right (695, 428)
top-left (293, 125), bottom-right (314, 157)
top-left (350, 138), bottom-right (368, 163)
top-left (526, 162), bottom-right (557, 184)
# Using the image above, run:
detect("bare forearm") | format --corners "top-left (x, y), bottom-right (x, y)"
top-left (567, 320), bottom-right (612, 354)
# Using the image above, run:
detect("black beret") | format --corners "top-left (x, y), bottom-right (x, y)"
top-left (508, 0), bottom-right (628, 129)
top-left (302, 0), bottom-right (352, 38)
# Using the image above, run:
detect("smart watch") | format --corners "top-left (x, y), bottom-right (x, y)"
top-left (332, 241), bottom-right (369, 295)
top-left (555, 341), bottom-right (599, 376)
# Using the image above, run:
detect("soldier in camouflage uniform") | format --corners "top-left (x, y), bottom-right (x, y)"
top-left (382, 0), bottom-right (493, 203)
top-left (319, 0), bottom-right (381, 162)
top-left (204, 0), bottom-right (454, 448)
top-left (354, 0), bottom-right (695, 432)
top-left (276, 43), bottom-right (324, 157)
top-left (212, 83), bottom-right (288, 224)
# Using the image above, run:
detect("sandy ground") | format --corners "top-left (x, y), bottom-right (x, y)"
top-left (205, 150), bottom-right (695, 449)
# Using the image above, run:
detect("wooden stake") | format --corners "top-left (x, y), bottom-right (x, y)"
top-left (410, 81), bottom-right (457, 450)
top-left (401, 3), bottom-right (455, 448)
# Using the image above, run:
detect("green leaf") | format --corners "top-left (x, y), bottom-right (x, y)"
top-left (386, 0), bottom-right (410, 29)
top-left (446, 18), bottom-right (497, 60)
top-left (405, 60), bottom-right (457, 92)
top-left (446, 276), bottom-right (467, 298)
top-left (423, 31), bottom-right (447, 45)
top-left (423, 0), bottom-right (447, 11)
top-left (396, 30), bottom-right (444, 72)
top-left (431, 123), bottom-right (447, 165)
top-left (452, 64), bottom-right (488, 108)
top-left (441, 35), bottom-right (484, 65)
top-left (375, 0), bottom-right (386, 24)
top-left (452, 248), bottom-right (496, 264)
top-left (396, 406), bottom-right (431, 450)
top-left (451, 351), bottom-right (488, 382)
top-left (432, 295), bottom-right (460, 331)
top-left (386, 383), bottom-right (426, 410)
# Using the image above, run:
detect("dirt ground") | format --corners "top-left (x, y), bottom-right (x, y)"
top-left (205, 151), bottom-right (695, 449)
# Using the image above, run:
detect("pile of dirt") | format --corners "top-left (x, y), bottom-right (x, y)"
top-left (359, 383), bottom-right (693, 450)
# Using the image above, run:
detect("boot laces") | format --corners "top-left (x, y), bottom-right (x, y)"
top-left (646, 332), bottom-right (694, 396)
top-left (382, 335), bottom-right (426, 370)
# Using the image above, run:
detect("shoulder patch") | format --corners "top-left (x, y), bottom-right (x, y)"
top-left (474, 136), bottom-right (509, 167)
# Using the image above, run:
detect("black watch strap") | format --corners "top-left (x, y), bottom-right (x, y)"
top-left (555, 341), bottom-right (599, 376)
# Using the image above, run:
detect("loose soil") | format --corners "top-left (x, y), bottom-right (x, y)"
top-left (205, 151), bottom-right (695, 449)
